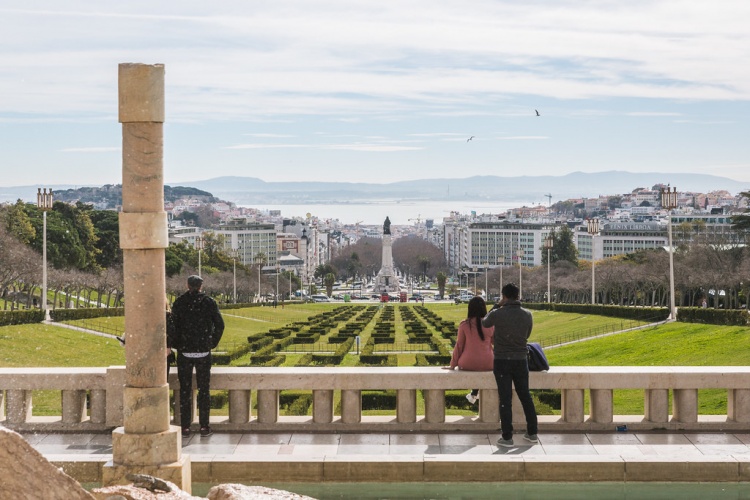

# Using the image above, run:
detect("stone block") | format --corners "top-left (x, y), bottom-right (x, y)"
top-left (644, 389), bottom-right (669, 423)
top-left (423, 389), bottom-right (445, 423)
top-left (118, 63), bottom-right (165, 123)
top-left (625, 457), bottom-right (739, 482)
top-left (479, 388), bottom-right (499, 423)
top-left (210, 458), bottom-right (323, 483)
top-left (424, 456), bottom-right (524, 482)
top-left (111, 426), bottom-right (182, 466)
top-left (589, 389), bottom-right (612, 423)
top-left (672, 388), bottom-right (698, 423)
top-left (257, 390), bottom-right (279, 423)
top-left (122, 385), bottom-right (171, 434)
top-left (324, 456), bottom-right (424, 481)
top-left (118, 212), bottom-right (169, 249)
top-left (524, 456), bottom-right (625, 481)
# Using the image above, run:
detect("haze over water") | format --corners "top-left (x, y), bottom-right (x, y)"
top-left (247, 200), bottom-right (521, 226)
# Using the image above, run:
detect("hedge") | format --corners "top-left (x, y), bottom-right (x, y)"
top-left (677, 307), bottom-right (750, 326)
top-left (0, 309), bottom-right (45, 326)
top-left (524, 303), bottom-right (668, 322)
top-left (50, 307), bottom-right (124, 321)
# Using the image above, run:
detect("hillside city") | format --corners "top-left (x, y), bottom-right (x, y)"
top-left (37, 182), bottom-right (748, 302)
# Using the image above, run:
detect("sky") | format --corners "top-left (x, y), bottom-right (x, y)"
top-left (1, 1), bottom-right (750, 188)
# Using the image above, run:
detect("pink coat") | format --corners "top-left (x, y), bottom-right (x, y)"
top-left (449, 318), bottom-right (494, 371)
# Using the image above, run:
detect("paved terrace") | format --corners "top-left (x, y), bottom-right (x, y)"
top-left (21, 429), bottom-right (750, 484)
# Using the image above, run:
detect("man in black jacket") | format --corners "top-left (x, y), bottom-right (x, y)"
top-left (171, 275), bottom-right (224, 438)
top-left (482, 282), bottom-right (538, 447)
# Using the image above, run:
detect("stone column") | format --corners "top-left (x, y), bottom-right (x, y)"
top-left (102, 63), bottom-right (190, 492)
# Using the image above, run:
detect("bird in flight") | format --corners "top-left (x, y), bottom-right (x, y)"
top-left (467, 136), bottom-right (474, 142)
top-left (535, 110), bottom-right (540, 116)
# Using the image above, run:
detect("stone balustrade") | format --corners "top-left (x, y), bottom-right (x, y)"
top-left (1, 366), bottom-right (749, 433)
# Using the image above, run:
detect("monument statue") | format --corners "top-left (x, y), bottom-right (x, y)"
top-left (375, 215), bottom-right (398, 294)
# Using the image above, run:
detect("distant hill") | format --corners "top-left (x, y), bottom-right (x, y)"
top-left (2, 171), bottom-right (747, 207)
top-left (0, 184), bottom-right (216, 208)
top-left (175, 171), bottom-right (750, 205)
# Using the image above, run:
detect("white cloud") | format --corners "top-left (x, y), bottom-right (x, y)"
top-left (60, 147), bottom-right (120, 153)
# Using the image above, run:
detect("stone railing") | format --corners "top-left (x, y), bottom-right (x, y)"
top-left (1, 366), bottom-right (749, 433)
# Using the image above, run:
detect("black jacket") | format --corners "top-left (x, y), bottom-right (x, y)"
top-left (482, 300), bottom-right (533, 360)
top-left (170, 290), bottom-right (224, 353)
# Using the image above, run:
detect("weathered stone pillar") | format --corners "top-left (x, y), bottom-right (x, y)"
top-left (102, 63), bottom-right (190, 492)
top-left (672, 389), bottom-right (698, 423)
top-left (396, 389), bottom-right (416, 423)
top-left (562, 389), bottom-right (585, 423)
top-left (313, 389), bottom-right (334, 424)
top-left (644, 389), bottom-right (669, 423)
top-left (478, 388), bottom-right (499, 423)
top-left (341, 389), bottom-right (362, 423)
top-left (589, 389), bottom-right (613, 423)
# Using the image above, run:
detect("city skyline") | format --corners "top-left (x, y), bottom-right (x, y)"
top-left (1, 1), bottom-right (750, 188)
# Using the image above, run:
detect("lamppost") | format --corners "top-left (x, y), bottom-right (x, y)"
top-left (545, 235), bottom-right (554, 304)
top-left (587, 218), bottom-right (600, 305)
top-left (661, 186), bottom-right (678, 320)
top-left (275, 262), bottom-right (280, 306)
top-left (36, 188), bottom-right (53, 320)
top-left (195, 235), bottom-right (204, 277)
top-left (472, 266), bottom-right (477, 295)
top-left (516, 248), bottom-right (524, 299)
top-left (256, 256), bottom-right (262, 303)
top-left (484, 262), bottom-right (490, 300)
top-left (497, 255), bottom-right (505, 294)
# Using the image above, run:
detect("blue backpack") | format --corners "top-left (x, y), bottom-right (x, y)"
top-left (527, 342), bottom-right (549, 372)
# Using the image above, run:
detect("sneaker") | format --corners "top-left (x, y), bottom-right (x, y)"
top-left (181, 428), bottom-right (190, 438)
top-left (496, 437), bottom-right (514, 448)
top-left (200, 426), bottom-right (213, 437)
top-left (523, 433), bottom-right (539, 443)
top-left (466, 392), bottom-right (478, 404)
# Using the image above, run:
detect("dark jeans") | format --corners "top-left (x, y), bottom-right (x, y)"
top-left (177, 353), bottom-right (212, 429)
top-left (493, 358), bottom-right (538, 440)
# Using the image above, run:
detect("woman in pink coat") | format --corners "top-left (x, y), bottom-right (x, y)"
top-left (447, 296), bottom-right (494, 404)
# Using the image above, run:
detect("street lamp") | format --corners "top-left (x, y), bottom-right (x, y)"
top-left (661, 186), bottom-right (678, 320)
top-left (516, 248), bottom-right (524, 299)
top-left (484, 262), bottom-right (490, 300)
top-left (472, 266), bottom-right (477, 295)
top-left (587, 218), bottom-right (600, 305)
top-left (275, 262), bottom-right (280, 306)
top-left (544, 235), bottom-right (554, 304)
top-left (195, 236), bottom-right (204, 277)
top-left (36, 188), bottom-right (53, 320)
top-left (497, 255), bottom-right (505, 294)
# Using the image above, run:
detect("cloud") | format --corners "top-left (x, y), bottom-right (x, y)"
top-left (496, 136), bottom-right (548, 140)
top-left (60, 147), bottom-right (120, 153)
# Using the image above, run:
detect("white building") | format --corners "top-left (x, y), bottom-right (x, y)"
top-left (214, 218), bottom-right (277, 268)
top-left (576, 221), bottom-right (667, 261)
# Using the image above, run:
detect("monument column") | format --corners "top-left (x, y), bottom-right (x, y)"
top-left (102, 63), bottom-right (190, 491)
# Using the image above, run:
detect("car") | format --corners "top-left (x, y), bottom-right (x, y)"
top-left (311, 294), bottom-right (330, 302)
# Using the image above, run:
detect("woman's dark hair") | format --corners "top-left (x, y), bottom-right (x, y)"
top-left (467, 296), bottom-right (487, 341)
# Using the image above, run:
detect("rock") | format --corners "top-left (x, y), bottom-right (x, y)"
top-left (207, 484), bottom-right (317, 500)
top-left (90, 480), bottom-right (200, 500)
top-left (0, 426), bottom-right (95, 500)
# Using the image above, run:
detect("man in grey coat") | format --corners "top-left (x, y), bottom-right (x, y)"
top-left (482, 282), bottom-right (538, 447)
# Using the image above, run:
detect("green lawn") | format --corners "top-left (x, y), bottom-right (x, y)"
top-left (3, 306), bottom-right (748, 417)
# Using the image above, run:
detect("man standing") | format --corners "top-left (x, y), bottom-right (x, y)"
top-left (482, 282), bottom-right (538, 447)
top-left (171, 275), bottom-right (224, 438)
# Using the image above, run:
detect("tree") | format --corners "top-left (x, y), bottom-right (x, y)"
top-left (314, 264), bottom-right (337, 282)
top-left (89, 209), bottom-right (121, 268)
top-left (324, 272), bottom-right (336, 297)
top-left (731, 191), bottom-right (750, 242)
top-left (436, 271), bottom-right (447, 298)
top-left (2, 200), bottom-right (35, 244)
top-left (543, 226), bottom-right (578, 266)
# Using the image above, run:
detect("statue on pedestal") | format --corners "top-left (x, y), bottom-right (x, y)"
top-left (383, 216), bottom-right (391, 235)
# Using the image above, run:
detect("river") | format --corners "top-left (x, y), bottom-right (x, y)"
top-left (242, 200), bottom-right (522, 226)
